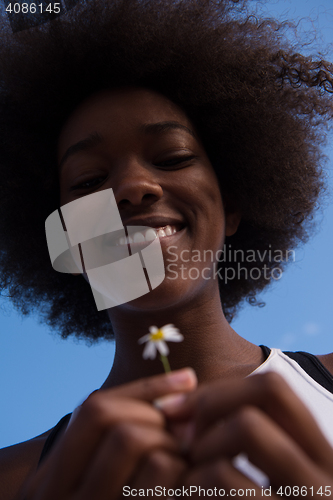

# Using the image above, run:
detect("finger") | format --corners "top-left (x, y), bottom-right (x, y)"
top-left (26, 370), bottom-right (196, 498)
top-left (74, 423), bottom-right (179, 500)
top-left (32, 396), bottom-right (166, 497)
top-left (190, 405), bottom-right (331, 490)
top-left (130, 450), bottom-right (187, 496)
top-left (108, 367), bottom-right (197, 401)
top-left (183, 459), bottom-right (278, 500)
top-left (160, 372), bottom-right (333, 467)
top-left (167, 420), bottom-right (196, 453)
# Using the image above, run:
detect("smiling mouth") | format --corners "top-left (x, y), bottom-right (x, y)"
top-left (115, 224), bottom-right (184, 246)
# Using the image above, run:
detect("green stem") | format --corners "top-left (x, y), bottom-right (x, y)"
top-left (160, 354), bottom-right (171, 373)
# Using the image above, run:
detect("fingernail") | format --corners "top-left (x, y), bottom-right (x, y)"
top-left (167, 368), bottom-right (197, 387)
top-left (154, 393), bottom-right (187, 411)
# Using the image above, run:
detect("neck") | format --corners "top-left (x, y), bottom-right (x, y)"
top-left (101, 288), bottom-right (263, 389)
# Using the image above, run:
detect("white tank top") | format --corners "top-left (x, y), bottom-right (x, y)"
top-left (251, 348), bottom-right (333, 445)
top-left (234, 347), bottom-right (333, 486)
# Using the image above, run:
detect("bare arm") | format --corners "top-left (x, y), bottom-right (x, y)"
top-left (0, 430), bottom-right (51, 500)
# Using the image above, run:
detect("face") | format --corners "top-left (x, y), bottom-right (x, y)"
top-left (58, 88), bottom-right (240, 312)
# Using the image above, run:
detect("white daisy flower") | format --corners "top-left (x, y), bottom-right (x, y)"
top-left (138, 324), bottom-right (184, 361)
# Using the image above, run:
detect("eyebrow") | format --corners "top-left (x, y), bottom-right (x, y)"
top-left (59, 132), bottom-right (103, 170)
top-left (139, 121), bottom-right (197, 139)
top-left (59, 121), bottom-right (197, 169)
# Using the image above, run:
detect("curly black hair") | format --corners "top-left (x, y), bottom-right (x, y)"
top-left (0, 0), bottom-right (332, 341)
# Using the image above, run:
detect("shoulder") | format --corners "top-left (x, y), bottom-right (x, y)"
top-left (0, 429), bottom-right (51, 500)
top-left (316, 352), bottom-right (333, 376)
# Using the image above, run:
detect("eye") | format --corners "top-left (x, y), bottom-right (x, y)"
top-left (155, 155), bottom-right (197, 169)
top-left (71, 177), bottom-right (106, 191)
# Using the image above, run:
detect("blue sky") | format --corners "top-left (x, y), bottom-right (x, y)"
top-left (1, 0), bottom-right (333, 449)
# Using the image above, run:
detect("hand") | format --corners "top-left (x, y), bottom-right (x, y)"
top-left (21, 368), bottom-right (196, 500)
top-left (160, 372), bottom-right (333, 497)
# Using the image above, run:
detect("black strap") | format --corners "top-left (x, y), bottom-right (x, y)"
top-left (259, 344), bottom-right (271, 360)
top-left (283, 350), bottom-right (333, 395)
top-left (260, 344), bottom-right (333, 395)
top-left (38, 413), bottom-right (72, 467)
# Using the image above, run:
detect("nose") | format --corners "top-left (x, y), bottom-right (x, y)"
top-left (114, 159), bottom-right (163, 210)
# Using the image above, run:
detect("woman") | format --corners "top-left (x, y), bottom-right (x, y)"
top-left (0, 0), bottom-right (333, 498)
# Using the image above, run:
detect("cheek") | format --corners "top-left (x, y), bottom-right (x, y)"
top-left (202, 182), bottom-right (226, 247)
top-left (196, 173), bottom-right (225, 224)
top-left (182, 168), bottom-right (225, 240)
top-left (193, 189), bottom-right (226, 252)
top-left (192, 164), bottom-right (223, 207)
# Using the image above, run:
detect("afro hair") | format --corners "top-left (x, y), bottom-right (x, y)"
top-left (0, 0), bottom-right (332, 340)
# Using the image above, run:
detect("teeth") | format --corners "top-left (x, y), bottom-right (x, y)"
top-left (133, 231), bottom-right (145, 243)
top-left (114, 225), bottom-right (181, 245)
top-left (145, 229), bottom-right (157, 241)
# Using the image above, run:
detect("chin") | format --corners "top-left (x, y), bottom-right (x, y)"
top-left (114, 269), bottom-right (211, 315)
top-left (120, 285), bottom-right (185, 313)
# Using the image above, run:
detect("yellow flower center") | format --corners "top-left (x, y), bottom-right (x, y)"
top-left (150, 329), bottom-right (164, 341)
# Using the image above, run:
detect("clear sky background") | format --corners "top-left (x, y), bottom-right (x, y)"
top-left (1, 0), bottom-right (333, 449)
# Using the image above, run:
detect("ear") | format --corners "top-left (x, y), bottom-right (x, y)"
top-left (223, 194), bottom-right (242, 237)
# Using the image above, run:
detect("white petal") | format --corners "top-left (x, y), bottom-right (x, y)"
top-left (168, 334), bottom-right (184, 343)
top-left (161, 323), bottom-right (176, 331)
top-left (162, 330), bottom-right (183, 341)
top-left (149, 326), bottom-right (158, 333)
top-left (163, 329), bottom-right (180, 339)
top-left (143, 342), bottom-right (157, 359)
top-left (161, 324), bottom-right (179, 335)
top-left (138, 333), bottom-right (151, 344)
top-left (156, 341), bottom-right (169, 357)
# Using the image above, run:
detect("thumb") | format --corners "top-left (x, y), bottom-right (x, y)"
top-left (110, 367), bottom-right (197, 402)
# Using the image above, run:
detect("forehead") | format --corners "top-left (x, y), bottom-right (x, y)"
top-left (58, 88), bottom-right (194, 160)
